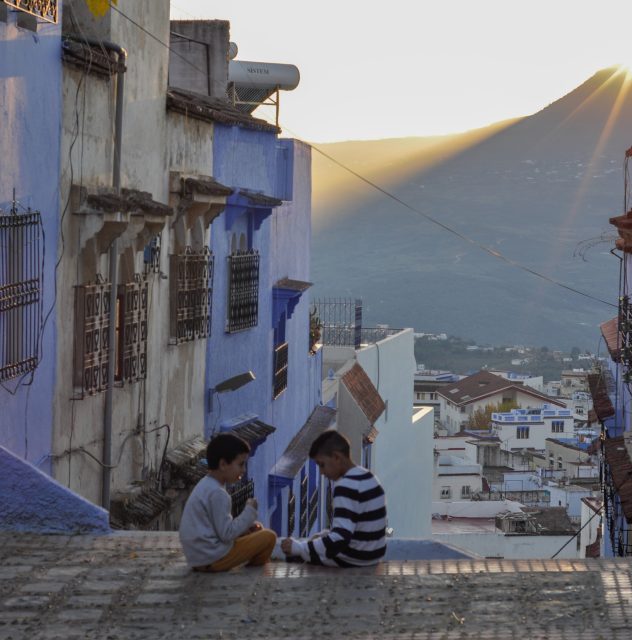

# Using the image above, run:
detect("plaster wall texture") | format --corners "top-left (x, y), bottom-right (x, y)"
top-left (0, 446), bottom-right (110, 534)
top-left (579, 499), bottom-right (601, 557)
top-left (53, 0), bottom-right (215, 505)
top-left (433, 471), bottom-right (482, 502)
top-left (207, 131), bottom-right (321, 528)
top-left (0, 9), bottom-right (62, 469)
top-left (168, 20), bottom-right (229, 100)
top-left (433, 531), bottom-right (578, 559)
top-left (355, 330), bottom-right (432, 538)
top-left (548, 485), bottom-right (591, 518)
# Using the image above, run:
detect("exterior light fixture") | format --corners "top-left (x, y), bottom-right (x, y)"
top-left (208, 371), bottom-right (256, 412)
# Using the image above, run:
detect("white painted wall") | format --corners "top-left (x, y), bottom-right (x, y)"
top-left (356, 330), bottom-right (432, 538)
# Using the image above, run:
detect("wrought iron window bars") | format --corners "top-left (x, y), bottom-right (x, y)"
top-left (170, 247), bottom-right (213, 344)
top-left (227, 250), bottom-right (259, 333)
top-left (3, 0), bottom-right (58, 24)
top-left (0, 200), bottom-right (42, 384)
top-left (273, 341), bottom-right (288, 399)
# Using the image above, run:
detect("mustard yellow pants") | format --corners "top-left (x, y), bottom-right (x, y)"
top-left (194, 529), bottom-right (277, 572)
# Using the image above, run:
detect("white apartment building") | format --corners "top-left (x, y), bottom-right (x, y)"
top-left (491, 404), bottom-right (574, 452)
top-left (438, 371), bottom-right (565, 434)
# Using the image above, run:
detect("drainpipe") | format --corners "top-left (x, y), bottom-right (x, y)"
top-left (66, 35), bottom-right (128, 508)
top-left (101, 41), bottom-right (127, 510)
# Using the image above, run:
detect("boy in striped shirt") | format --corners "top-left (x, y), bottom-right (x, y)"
top-left (280, 430), bottom-right (387, 567)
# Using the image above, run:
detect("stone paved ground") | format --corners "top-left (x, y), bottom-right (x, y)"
top-left (0, 532), bottom-right (631, 639)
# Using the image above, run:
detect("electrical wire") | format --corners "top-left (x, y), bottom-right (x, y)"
top-left (111, 1), bottom-right (619, 311)
top-left (550, 506), bottom-right (601, 559)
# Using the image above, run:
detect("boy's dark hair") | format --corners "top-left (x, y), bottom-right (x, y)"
top-left (309, 430), bottom-right (350, 459)
top-left (206, 433), bottom-right (250, 469)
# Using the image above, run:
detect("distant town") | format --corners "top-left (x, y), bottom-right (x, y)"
top-left (415, 332), bottom-right (594, 382)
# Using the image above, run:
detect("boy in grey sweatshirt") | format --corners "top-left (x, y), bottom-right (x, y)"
top-left (179, 433), bottom-right (276, 571)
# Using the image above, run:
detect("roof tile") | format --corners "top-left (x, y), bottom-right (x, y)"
top-left (341, 363), bottom-right (386, 424)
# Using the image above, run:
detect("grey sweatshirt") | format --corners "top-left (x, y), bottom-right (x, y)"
top-left (179, 475), bottom-right (257, 567)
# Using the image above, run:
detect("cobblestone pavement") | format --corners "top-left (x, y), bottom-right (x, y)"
top-left (1, 532), bottom-right (631, 639)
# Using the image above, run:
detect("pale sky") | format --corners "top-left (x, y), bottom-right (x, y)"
top-left (170, 0), bottom-right (632, 143)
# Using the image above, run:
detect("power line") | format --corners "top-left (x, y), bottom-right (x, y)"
top-left (111, 1), bottom-right (618, 311)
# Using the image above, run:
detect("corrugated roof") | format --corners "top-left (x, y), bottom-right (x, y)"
top-left (341, 363), bottom-right (386, 425)
top-left (230, 420), bottom-right (276, 445)
top-left (587, 373), bottom-right (615, 422)
top-left (600, 317), bottom-right (621, 362)
top-left (436, 370), bottom-right (563, 407)
top-left (270, 406), bottom-right (336, 479)
top-left (166, 87), bottom-right (279, 133)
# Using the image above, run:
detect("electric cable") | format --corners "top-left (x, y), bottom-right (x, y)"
top-left (115, 1), bottom-right (619, 310)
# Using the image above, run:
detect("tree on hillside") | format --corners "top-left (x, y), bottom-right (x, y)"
top-left (467, 400), bottom-right (519, 430)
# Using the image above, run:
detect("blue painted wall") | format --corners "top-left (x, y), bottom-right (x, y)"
top-left (0, 9), bottom-right (62, 473)
top-left (208, 125), bottom-right (321, 531)
top-left (0, 445), bottom-right (110, 534)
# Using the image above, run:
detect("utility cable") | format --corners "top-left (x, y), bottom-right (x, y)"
top-left (550, 506), bottom-right (601, 559)
top-left (113, 1), bottom-right (618, 311)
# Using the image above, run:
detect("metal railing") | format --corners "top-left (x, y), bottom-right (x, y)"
top-left (299, 474), bottom-right (308, 537)
top-left (313, 298), bottom-right (362, 348)
top-left (287, 488), bottom-right (296, 537)
top-left (4, 0), bottom-right (57, 23)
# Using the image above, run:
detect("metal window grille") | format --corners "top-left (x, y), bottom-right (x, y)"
top-left (619, 295), bottom-right (632, 382)
top-left (299, 473), bottom-right (308, 537)
top-left (227, 477), bottom-right (255, 518)
top-left (0, 207), bottom-right (42, 383)
top-left (143, 233), bottom-right (161, 275)
top-left (273, 341), bottom-right (288, 399)
top-left (170, 248), bottom-right (213, 344)
top-left (4, 0), bottom-right (57, 23)
top-left (287, 487), bottom-right (296, 537)
top-left (308, 490), bottom-right (318, 531)
top-left (227, 250), bottom-right (259, 332)
top-left (117, 279), bottom-right (148, 385)
top-left (74, 282), bottom-right (111, 395)
top-left (312, 298), bottom-right (363, 348)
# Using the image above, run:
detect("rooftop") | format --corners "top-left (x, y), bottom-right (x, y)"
top-left (3, 532), bottom-right (632, 638)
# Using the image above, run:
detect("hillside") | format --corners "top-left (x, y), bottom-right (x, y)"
top-left (310, 66), bottom-right (631, 349)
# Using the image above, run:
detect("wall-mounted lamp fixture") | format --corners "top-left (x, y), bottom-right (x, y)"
top-left (208, 370), bottom-right (256, 413)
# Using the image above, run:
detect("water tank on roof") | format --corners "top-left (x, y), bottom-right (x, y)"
top-left (229, 60), bottom-right (300, 91)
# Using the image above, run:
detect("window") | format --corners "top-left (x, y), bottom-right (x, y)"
top-left (440, 486), bottom-right (452, 499)
top-left (169, 248), bottom-right (213, 343)
top-left (115, 280), bottom-right (148, 385)
top-left (0, 206), bottom-right (42, 383)
top-left (4, 0), bottom-right (58, 23)
top-left (517, 426), bottom-right (530, 439)
top-left (227, 250), bottom-right (259, 332)
top-left (551, 420), bottom-right (564, 433)
top-left (75, 278), bottom-right (147, 395)
top-left (558, 456), bottom-right (563, 470)
top-left (430, 392), bottom-right (437, 400)
top-left (273, 342), bottom-right (289, 399)
top-left (227, 476), bottom-right (254, 518)
top-left (461, 486), bottom-right (471, 498)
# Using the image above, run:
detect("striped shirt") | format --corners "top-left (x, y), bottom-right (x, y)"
top-left (290, 466), bottom-right (387, 567)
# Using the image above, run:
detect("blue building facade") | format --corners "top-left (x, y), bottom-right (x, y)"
top-left (206, 123), bottom-right (325, 537)
top-left (0, 3), bottom-right (62, 471)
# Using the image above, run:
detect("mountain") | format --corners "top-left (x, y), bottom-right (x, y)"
top-left (310, 66), bottom-right (632, 350)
